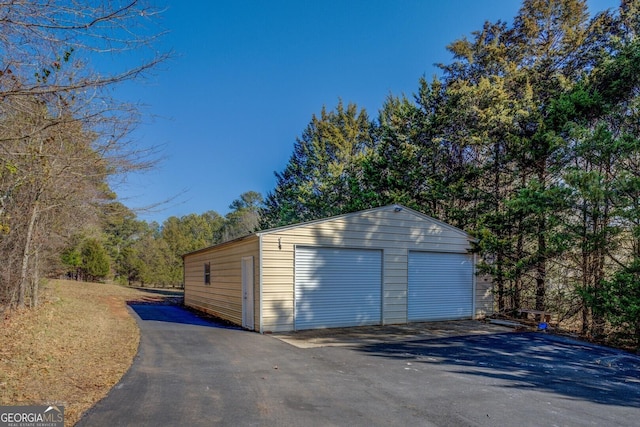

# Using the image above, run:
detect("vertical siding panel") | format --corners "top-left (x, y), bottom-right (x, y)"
top-left (475, 275), bottom-right (494, 318)
top-left (259, 234), bottom-right (294, 332)
top-left (383, 248), bottom-right (407, 324)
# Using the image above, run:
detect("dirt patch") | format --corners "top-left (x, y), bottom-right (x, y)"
top-left (274, 319), bottom-right (513, 348)
top-left (0, 280), bottom-right (181, 426)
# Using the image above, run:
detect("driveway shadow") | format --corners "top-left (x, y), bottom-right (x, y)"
top-left (356, 332), bottom-right (640, 407)
top-left (127, 303), bottom-right (241, 329)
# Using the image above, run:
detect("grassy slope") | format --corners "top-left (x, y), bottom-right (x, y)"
top-left (0, 280), bottom-right (158, 426)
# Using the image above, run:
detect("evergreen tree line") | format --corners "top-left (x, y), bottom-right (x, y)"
top-left (261, 0), bottom-right (640, 345)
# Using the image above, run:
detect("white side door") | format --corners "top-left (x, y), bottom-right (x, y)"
top-left (241, 256), bottom-right (254, 330)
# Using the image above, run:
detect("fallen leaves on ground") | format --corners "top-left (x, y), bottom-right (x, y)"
top-left (0, 280), bottom-right (181, 426)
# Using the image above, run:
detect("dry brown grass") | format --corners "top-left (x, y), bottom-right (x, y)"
top-left (0, 279), bottom-right (172, 426)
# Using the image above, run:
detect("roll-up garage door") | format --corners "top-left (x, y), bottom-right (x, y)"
top-left (408, 252), bottom-right (473, 321)
top-left (295, 247), bottom-right (382, 330)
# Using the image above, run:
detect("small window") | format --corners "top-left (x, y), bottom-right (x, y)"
top-left (204, 262), bottom-right (211, 285)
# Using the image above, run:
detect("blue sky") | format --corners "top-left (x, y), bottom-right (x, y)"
top-left (115, 0), bottom-right (619, 224)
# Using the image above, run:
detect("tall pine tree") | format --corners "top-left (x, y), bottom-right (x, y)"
top-left (262, 101), bottom-right (372, 228)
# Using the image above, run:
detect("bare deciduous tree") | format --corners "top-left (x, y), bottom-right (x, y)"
top-left (0, 0), bottom-right (167, 308)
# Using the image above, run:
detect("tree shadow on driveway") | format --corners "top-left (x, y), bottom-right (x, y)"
top-left (356, 332), bottom-right (640, 407)
top-left (127, 303), bottom-right (241, 329)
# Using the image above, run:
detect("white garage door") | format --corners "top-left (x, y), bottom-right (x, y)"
top-left (295, 247), bottom-right (382, 330)
top-left (408, 252), bottom-right (473, 321)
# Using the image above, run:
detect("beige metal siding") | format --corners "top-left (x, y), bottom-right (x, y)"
top-left (260, 206), bottom-right (472, 332)
top-left (475, 275), bottom-right (494, 318)
top-left (384, 248), bottom-right (408, 324)
top-left (183, 236), bottom-right (260, 329)
top-left (260, 241), bottom-right (294, 332)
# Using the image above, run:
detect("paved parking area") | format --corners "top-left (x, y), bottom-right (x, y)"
top-left (79, 305), bottom-right (640, 427)
top-left (273, 319), bottom-right (514, 348)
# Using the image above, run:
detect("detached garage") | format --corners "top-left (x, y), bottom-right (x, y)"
top-left (183, 205), bottom-right (493, 333)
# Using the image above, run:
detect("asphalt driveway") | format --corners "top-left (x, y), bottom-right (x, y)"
top-left (78, 304), bottom-right (640, 427)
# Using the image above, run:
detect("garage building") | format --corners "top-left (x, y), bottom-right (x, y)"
top-left (183, 205), bottom-right (493, 333)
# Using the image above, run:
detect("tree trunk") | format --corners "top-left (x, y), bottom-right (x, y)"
top-left (535, 217), bottom-right (546, 311)
top-left (581, 200), bottom-right (590, 335)
top-left (581, 251), bottom-right (590, 335)
top-left (581, 304), bottom-right (590, 335)
top-left (591, 206), bottom-right (608, 338)
top-left (513, 228), bottom-right (524, 311)
top-left (18, 199), bottom-right (38, 308)
top-left (496, 252), bottom-right (504, 313)
top-left (31, 248), bottom-right (39, 308)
